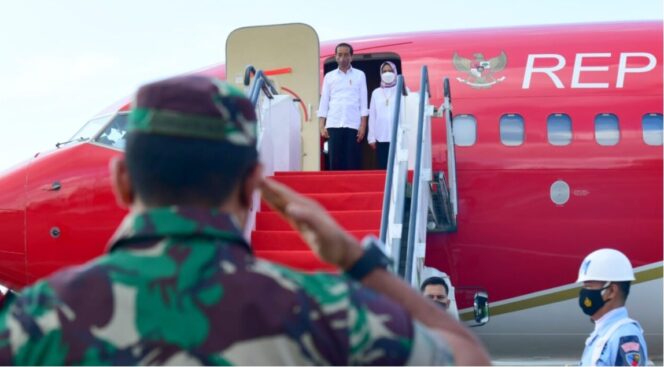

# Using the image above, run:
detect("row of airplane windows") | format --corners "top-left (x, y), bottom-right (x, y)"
top-left (452, 113), bottom-right (664, 147)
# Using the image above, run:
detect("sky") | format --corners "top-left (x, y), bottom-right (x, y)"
top-left (0, 0), bottom-right (661, 172)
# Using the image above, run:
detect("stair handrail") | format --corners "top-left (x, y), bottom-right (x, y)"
top-left (244, 65), bottom-right (277, 106)
top-left (379, 75), bottom-right (409, 264)
top-left (405, 65), bottom-right (433, 285)
top-left (243, 67), bottom-right (279, 242)
top-left (248, 70), bottom-right (276, 106)
top-left (443, 77), bottom-right (458, 217)
top-left (244, 65), bottom-right (257, 86)
top-left (244, 68), bottom-right (280, 153)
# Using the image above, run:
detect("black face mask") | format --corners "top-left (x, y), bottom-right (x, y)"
top-left (578, 284), bottom-right (609, 316)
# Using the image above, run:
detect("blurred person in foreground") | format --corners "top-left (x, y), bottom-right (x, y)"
top-left (0, 75), bottom-right (490, 365)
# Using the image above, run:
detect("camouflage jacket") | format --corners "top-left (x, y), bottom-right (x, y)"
top-left (0, 207), bottom-right (452, 365)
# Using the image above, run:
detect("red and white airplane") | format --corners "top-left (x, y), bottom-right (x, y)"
top-left (0, 21), bottom-right (660, 362)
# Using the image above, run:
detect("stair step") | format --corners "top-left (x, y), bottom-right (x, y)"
top-left (252, 171), bottom-right (387, 273)
top-left (256, 210), bottom-right (382, 231)
top-left (272, 174), bottom-right (385, 193)
top-left (251, 230), bottom-right (376, 251)
top-left (260, 192), bottom-right (384, 212)
top-left (254, 250), bottom-right (338, 272)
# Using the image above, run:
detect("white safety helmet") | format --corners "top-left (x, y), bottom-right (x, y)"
top-left (577, 248), bottom-right (635, 282)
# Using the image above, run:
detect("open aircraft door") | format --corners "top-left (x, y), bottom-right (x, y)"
top-left (226, 23), bottom-right (320, 170)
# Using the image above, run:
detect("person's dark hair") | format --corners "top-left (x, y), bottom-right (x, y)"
top-left (615, 281), bottom-right (631, 300)
top-left (335, 42), bottom-right (353, 56)
top-left (420, 276), bottom-right (449, 295)
top-left (125, 132), bottom-right (258, 207)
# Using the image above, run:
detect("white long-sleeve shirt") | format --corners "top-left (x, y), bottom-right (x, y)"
top-left (368, 86), bottom-right (397, 143)
top-left (318, 67), bottom-right (369, 130)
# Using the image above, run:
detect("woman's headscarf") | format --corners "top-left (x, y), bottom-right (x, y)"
top-left (380, 61), bottom-right (398, 88)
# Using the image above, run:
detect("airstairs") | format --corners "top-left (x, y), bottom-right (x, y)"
top-left (245, 66), bottom-right (459, 287)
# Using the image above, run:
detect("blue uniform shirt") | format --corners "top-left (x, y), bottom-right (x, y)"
top-left (580, 307), bottom-right (648, 366)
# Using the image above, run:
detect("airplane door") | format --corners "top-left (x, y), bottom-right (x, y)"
top-left (226, 23), bottom-right (320, 170)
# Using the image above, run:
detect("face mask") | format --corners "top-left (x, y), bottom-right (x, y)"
top-left (578, 284), bottom-right (609, 316)
top-left (381, 72), bottom-right (395, 84)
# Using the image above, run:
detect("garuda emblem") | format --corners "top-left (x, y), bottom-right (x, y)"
top-left (453, 51), bottom-right (507, 89)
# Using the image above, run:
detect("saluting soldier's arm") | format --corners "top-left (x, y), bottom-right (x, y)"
top-left (260, 178), bottom-right (491, 366)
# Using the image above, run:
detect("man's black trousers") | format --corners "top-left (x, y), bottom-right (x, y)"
top-left (328, 127), bottom-right (361, 170)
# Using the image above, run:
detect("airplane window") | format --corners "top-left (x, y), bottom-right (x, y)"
top-left (69, 115), bottom-right (114, 143)
top-left (594, 113), bottom-right (620, 146)
top-left (500, 114), bottom-right (524, 146)
top-left (642, 113), bottom-right (663, 146)
top-left (547, 113), bottom-right (572, 146)
top-left (453, 115), bottom-right (476, 146)
top-left (94, 113), bottom-right (129, 150)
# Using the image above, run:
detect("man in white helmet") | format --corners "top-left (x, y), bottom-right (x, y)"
top-left (577, 248), bottom-right (648, 366)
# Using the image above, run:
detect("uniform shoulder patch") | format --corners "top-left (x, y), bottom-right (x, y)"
top-left (615, 335), bottom-right (644, 366)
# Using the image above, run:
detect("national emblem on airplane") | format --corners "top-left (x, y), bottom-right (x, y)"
top-left (453, 51), bottom-right (507, 88)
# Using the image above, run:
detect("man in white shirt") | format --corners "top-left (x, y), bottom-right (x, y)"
top-left (318, 43), bottom-right (368, 170)
top-left (421, 276), bottom-right (451, 311)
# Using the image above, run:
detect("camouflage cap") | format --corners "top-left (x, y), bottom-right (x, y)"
top-left (128, 76), bottom-right (257, 146)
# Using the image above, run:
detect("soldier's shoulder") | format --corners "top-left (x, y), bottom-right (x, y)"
top-left (251, 258), bottom-right (350, 293)
top-left (613, 334), bottom-right (647, 366)
top-left (12, 254), bottom-right (117, 312)
top-left (253, 258), bottom-right (413, 324)
top-left (252, 261), bottom-right (421, 364)
top-left (251, 258), bottom-right (388, 307)
top-left (51, 254), bottom-right (114, 285)
top-left (611, 319), bottom-right (644, 339)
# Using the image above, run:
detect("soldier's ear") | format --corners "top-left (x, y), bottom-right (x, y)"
top-left (239, 163), bottom-right (263, 208)
top-left (110, 156), bottom-right (134, 208)
top-left (604, 283), bottom-right (619, 301)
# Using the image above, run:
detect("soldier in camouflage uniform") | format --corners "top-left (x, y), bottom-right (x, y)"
top-left (0, 76), bottom-right (489, 365)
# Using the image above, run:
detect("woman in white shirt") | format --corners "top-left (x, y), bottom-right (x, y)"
top-left (368, 61), bottom-right (398, 169)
